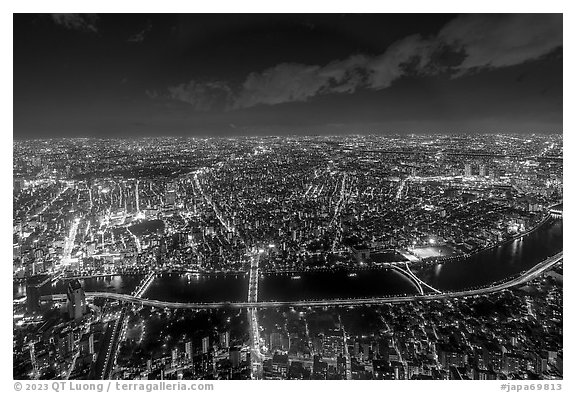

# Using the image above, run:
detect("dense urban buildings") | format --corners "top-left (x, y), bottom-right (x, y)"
top-left (13, 11), bottom-right (563, 385)
top-left (13, 134), bottom-right (562, 380)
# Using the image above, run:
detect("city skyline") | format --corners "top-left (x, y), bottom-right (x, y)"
top-left (14, 13), bottom-right (562, 139)
top-left (13, 12), bottom-right (563, 384)
top-left (13, 134), bottom-right (563, 380)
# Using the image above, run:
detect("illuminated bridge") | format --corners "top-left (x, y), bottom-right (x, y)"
top-left (32, 271), bottom-right (63, 288)
top-left (247, 252), bottom-right (263, 379)
top-left (388, 262), bottom-right (441, 295)
top-left (549, 203), bottom-right (563, 219)
top-left (43, 252), bottom-right (562, 309)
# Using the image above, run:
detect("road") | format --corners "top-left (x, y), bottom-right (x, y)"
top-left (126, 227), bottom-right (142, 254)
top-left (92, 316), bottom-right (118, 379)
top-left (100, 307), bottom-right (126, 379)
top-left (247, 252), bottom-right (263, 379)
top-left (32, 185), bottom-right (69, 218)
top-left (194, 172), bottom-right (234, 234)
top-left (43, 251), bottom-right (562, 309)
top-left (96, 271), bottom-right (156, 379)
top-left (403, 262), bottom-right (441, 294)
top-left (60, 217), bottom-right (80, 264)
top-left (338, 314), bottom-right (352, 380)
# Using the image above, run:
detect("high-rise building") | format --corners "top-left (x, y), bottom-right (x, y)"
top-left (67, 279), bottom-right (86, 320)
top-left (185, 341), bottom-right (193, 359)
top-left (31, 342), bottom-right (50, 373)
top-left (89, 333), bottom-right (95, 354)
top-left (57, 330), bottom-right (74, 359)
top-left (479, 164), bottom-right (487, 177)
top-left (535, 353), bottom-right (548, 375)
top-left (219, 331), bottom-right (230, 349)
top-left (79, 333), bottom-right (91, 356)
top-left (321, 329), bottom-right (343, 359)
top-left (172, 348), bottom-right (178, 367)
top-left (202, 336), bottom-right (210, 354)
top-left (361, 343), bottom-right (371, 361)
top-left (86, 242), bottom-right (96, 257)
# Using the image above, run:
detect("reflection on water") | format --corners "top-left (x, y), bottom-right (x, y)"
top-left (33, 275), bottom-right (144, 296)
top-left (259, 269), bottom-right (420, 302)
top-left (434, 264), bottom-right (443, 275)
top-left (143, 273), bottom-right (249, 303)
top-left (416, 219), bottom-right (562, 291)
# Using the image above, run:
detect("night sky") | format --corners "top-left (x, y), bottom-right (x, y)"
top-left (13, 14), bottom-right (563, 139)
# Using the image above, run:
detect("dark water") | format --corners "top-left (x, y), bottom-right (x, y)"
top-left (259, 269), bottom-right (420, 301)
top-left (34, 275), bottom-right (144, 296)
top-left (128, 270), bottom-right (420, 303)
top-left (416, 218), bottom-right (563, 291)
top-left (142, 272), bottom-right (249, 302)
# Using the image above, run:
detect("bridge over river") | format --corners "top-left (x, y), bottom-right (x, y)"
top-left (44, 251), bottom-right (562, 309)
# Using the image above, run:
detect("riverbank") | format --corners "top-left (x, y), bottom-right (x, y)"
top-left (415, 213), bottom-right (555, 266)
top-left (416, 217), bottom-right (562, 292)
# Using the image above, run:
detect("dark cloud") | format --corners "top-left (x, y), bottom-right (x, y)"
top-left (153, 14), bottom-right (561, 111)
top-left (128, 22), bottom-right (152, 43)
top-left (147, 81), bottom-right (233, 112)
top-left (233, 58), bottom-right (369, 109)
top-left (50, 14), bottom-right (99, 33)
top-left (438, 14), bottom-right (563, 75)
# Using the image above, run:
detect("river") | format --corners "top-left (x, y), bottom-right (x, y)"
top-left (19, 218), bottom-right (562, 303)
top-left (415, 218), bottom-right (563, 291)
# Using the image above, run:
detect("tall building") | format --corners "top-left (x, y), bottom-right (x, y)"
top-left (172, 348), bottom-right (178, 367)
top-left (478, 164), bottom-right (487, 177)
top-left (67, 279), bottom-right (86, 320)
top-left (86, 242), bottom-right (96, 257)
top-left (89, 333), bottom-right (95, 354)
top-left (185, 341), bottom-right (193, 359)
top-left (57, 330), bottom-right (74, 359)
top-left (219, 331), bottom-right (230, 349)
top-left (202, 336), bottom-right (210, 354)
top-left (31, 342), bottom-right (50, 373)
top-left (79, 333), bottom-right (91, 356)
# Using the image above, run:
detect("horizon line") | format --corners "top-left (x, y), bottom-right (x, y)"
top-left (12, 131), bottom-right (564, 142)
